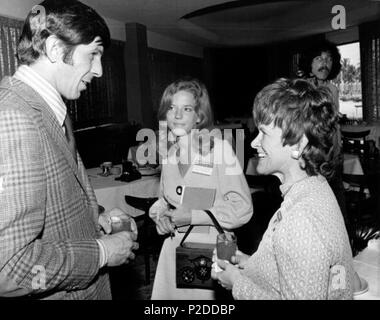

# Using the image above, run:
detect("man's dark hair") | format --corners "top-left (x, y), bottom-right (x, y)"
top-left (298, 40), bottom-right (342, 80)
top-left (17, 0), bottom-right (110, 65)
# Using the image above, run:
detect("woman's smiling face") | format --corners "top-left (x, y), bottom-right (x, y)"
top-left (251, 122), bottom-right (293, 177)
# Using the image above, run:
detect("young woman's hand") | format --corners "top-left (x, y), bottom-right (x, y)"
top-left (165, 205), bottom-right (191, 227)
top-left (155, 214), bottom-right (175, 235)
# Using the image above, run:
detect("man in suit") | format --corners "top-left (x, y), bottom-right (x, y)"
top-left (0, 0), bottom-right (138, 299)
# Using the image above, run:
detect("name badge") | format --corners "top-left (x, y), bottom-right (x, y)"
top-left (192, 163), bottom-right (213, 176)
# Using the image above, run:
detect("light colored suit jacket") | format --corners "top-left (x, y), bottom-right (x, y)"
top-left (0, 76), bottom-right (111, 299)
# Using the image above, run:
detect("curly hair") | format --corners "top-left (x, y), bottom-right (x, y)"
top-left (253, 78), bottom-right (340, 179)
top-left (17, 0), bottom-right (110, 65)
top-left (298, 40), bottom-right (342, 80)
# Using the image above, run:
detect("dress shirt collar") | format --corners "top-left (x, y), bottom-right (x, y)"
top-left (14, 64), bottom-right (67, 127)
top-left (279, 174), bottom-right (313, 197)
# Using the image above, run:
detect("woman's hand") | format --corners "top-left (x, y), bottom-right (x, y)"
top-left (149, 198), bottom-right (170, 221)
top-left (155, 214), bottom-right (175, 235)
top-left (231, 250), bottom-right (250, 269)
top-left (211, 259), bottom-right (241, 291)
top-left (165, 205), bottom-right (191, 227)
top-left (212, 248), bottom-right (249, 269)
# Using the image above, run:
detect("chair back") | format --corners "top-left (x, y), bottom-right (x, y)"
top-left (342, 172), bottom-right (378, 256)
top-left (342, 173), bottom-right (369, 195)
top-left (341, 130), bottom-right (370, 157)
top-left (124, 195), bottom-right (161, 285)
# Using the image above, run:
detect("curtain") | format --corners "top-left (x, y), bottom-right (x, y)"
top-left (0, 16), bottom-right (23, 80)
top-left (69, 39), bottom-right (127, 129)
top-left (359, 20), bottom-right (380, 123)
top-left (148, 47), bottom-right (203, 114)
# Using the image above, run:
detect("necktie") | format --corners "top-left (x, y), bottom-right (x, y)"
top-left (64, 114), bottom-right (78, 163)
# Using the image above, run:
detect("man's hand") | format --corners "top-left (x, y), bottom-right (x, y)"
top-left (98, 207), bottom-right (137, 236)
top-left (100, 231), bottom-right (139, 266)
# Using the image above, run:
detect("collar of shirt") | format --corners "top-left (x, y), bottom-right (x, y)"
top-left (14, 65), bottom-right (67, 128)
top-left (279, 174), bottom-right (311, 198)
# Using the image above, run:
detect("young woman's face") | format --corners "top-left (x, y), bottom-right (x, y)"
top-left (251, 122), bottom-right (293, 177)
top-left (166, 90), bottom-right (200, 135)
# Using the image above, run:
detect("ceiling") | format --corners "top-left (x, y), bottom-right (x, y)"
top-left (81, 0), bottom-right (380, 47)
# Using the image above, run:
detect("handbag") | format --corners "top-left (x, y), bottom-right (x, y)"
top-left (176, 210), bottom-right (225, 289)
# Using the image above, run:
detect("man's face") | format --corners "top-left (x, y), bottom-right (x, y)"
top-left (55, 36), bottom-right (104, 100)
top-left (311, 51), bottom-right (333, 81)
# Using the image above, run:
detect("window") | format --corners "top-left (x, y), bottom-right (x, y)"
top-left (334, 42), bottom-right (362, 120)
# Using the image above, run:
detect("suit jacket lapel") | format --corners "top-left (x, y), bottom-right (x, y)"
top-left (2, 77), bottom-right (89, 198)
top-left (41, 104), bottom-right (79, 173)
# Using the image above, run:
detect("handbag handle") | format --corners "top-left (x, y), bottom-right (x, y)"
top-left (204, 210), bottom-right (224, 235)
top-left (179, 210), bottom-right (224, 247)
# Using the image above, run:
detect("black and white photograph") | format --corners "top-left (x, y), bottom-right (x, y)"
top-left (0, 0), bottom-right (379, 304)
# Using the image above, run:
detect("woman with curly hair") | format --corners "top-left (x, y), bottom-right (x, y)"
top-left (212, 78), bottom-right (355, 299)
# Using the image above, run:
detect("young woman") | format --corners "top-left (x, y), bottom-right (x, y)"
top-left (149, 78), bottom-right (253, 299)
top-left (212, 78), bottom-right (356, 299)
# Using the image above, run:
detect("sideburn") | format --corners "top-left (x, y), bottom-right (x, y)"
top-left (62, 46), bottom-right (75, 65)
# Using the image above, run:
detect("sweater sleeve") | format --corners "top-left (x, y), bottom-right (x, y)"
top-left (232, 273), bottom-right (276, 300)
top-left (191, 139), bottom-right (253, 229)
top-left (273, 212), bottom-right (331, 299)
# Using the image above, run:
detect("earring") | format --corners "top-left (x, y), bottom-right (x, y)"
top-left (291, 150), bottom-right (300, 159)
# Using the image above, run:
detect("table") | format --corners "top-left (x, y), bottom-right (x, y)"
top-left (341, 123), bottom-right (380, 149)
top-left (87, 165), bottom-right (160, 217)
top-left (353, 239), bottom-right (380, 300)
